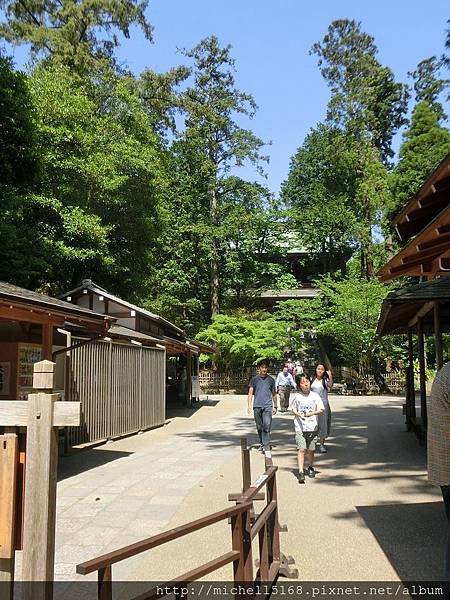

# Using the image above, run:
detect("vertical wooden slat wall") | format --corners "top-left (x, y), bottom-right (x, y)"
top-left (65, 341), bottom-right (166, 448)
top-left (142, 347), bottom-right (164, 430)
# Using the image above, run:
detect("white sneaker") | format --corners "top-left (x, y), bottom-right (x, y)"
top-left (264, 450), bottom-right (272, 459)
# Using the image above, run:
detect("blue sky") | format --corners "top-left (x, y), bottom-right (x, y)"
top-left (6, 0), bottom-right (450, 194)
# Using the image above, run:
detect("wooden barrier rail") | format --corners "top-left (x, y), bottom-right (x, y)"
top-left (77, 502), bottom-right (254, 600)
top-left (76, 438), bottom-right (297, 598)
top-left (228, 439), bottom-right (297, 581)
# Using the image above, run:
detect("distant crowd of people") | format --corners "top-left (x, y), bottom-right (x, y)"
top-left (247, 358), bottom-right (332, 484)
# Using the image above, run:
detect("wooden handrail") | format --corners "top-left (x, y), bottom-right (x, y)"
top-left (239, 466), bottom-right (277, 502)
top-left (133, 551), bottom-right (241, 600)
top-left (75, 437), bottom-right (294, 598)
top-left (250, 500), bottom-right (277, 540)
top-left (77, 501), bottom-right (252, 575)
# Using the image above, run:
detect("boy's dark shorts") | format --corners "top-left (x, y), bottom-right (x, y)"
top-left (295, 431), bottom-right (318, 450)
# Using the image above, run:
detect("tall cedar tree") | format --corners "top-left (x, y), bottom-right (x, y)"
top-left (389, 101), bottom-right (450, 219)
top-left (0, 0), bottom-right (153, 72)
top-left (408, 56), bottom-right (449, 121)
top-left (311, 19), bottom-right (408, 164)
top-left (181, 36), bottom-right (266, 316)
top-left (389, 51), bottom-right (450, 225)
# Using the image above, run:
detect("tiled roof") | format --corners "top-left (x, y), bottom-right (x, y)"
top-left (0, 281), bottom-right (109, 320)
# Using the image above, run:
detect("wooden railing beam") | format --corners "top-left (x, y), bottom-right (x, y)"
top-left (77, 502), bottom-right (252, 575)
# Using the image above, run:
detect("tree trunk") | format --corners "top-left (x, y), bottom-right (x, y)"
top-left (385, 234), bottom-right (395, 261)
top-left (340, 251), bottom-right (347, 277)
top-left (210, 185), bottom-right (220, 316)
top-left (364, 243), bottom-right (375, 279)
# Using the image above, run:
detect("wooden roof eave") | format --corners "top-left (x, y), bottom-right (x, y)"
top-left (378, 205), bottom-right (450, 282)
top-left (0, 298), bottom-right (113, 333)
top-left (393, 151), bottom-right (450, 231)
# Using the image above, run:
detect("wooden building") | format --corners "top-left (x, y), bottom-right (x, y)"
top-left (0, 280), bottom-right (213, 450)
top-left (60, 280), bottom-right (213, 410)
top-left (377, 151), bottom-right (450, 440)
top-left (0, 281), bottom-right (111, 402)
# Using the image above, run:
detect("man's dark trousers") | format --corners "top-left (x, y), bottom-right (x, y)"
top-left (253, 406), bottom-right (273, 449)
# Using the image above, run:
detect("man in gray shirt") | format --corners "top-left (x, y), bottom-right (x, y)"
top-left (247, 359), bottom-right (277, 457)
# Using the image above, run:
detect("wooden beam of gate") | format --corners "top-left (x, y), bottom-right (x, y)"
top-left (0, 401), bottom-right (80, 427)
top-left (407, 301), bottom-right (435, 328)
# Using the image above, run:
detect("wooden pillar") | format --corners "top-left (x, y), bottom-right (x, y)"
top-left (41, 324), bottom-right (53, 361)
top-left (22, 362), bottom-right (58, 600)
top-left (231, 506), bottom-right (253, 583)
top-left (417, 318), bottom-right (427, 431)
top-left (186, 349), bottom-right (192, 408)
top-left (407, 327), bottom-right (416, 421)
top-left (0, 434), bottom-right (18, 600)
top-left (434, 302), bottom-right (443, 371)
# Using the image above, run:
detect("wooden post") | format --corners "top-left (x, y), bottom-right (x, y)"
top-left (434, 302), bottom-right (443, 371)
top-left (138, 345), bottom-right (143, 432)
top-left (417, 318), bottom-right (427, 431)
top-left (186, 349), bottom-right (192, 408)
top-left (41, 324), bottom-right (53, 361)
top-left (240, 438), bottom-right (251, 493)
top-left (231, 506), bottom-right (253, 584)
top-left (407, 327), bottom-right (416, 423)
top-left (22, 361), bottom-right (58, 600)
top-left (266, 474), bottom-right (281, 565)
top-left (0, 363), bottom-right (80, 600)
top-left (98, 565), bottom-right (112, 600)
top-left (0, 434), bottom-right (18, 600)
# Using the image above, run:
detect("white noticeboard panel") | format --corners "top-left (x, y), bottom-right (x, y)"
top-left (191, 375), bottom-right (200, 399)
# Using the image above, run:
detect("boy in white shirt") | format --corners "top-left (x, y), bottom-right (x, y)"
top-left (291, 374), bottom-right (324, 484)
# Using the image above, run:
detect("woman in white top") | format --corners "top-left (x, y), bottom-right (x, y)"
top-left (310, 363), bottom-right (333, 453)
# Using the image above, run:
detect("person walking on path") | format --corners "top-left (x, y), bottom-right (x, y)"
top-left (311, 363), bottom-right (333, 453)
top-left (290, 374), bottom-right (324, 484)
top-left (275, 364), bottom-right (296, 412)
top-left (248, 359), bottom-right (277, 458)
top-left (427, 361), bottom-right (450, 581)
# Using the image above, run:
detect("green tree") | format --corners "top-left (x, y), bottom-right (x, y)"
top-left (135, 66), bottom-right (190, 139)
top-left (282, 124), bottom-right (389, 279)
top-left (197, 311), bottom-right (288, 369)
top-left (281, 125), bottom-right (357, 276)
top-left (25, 65), bottom-right (165, 295)
top-left (408, 56), bottom-right (449, 120)
top-left (313, 275), bottom-right (391, 371)
top-left (311, 19), bottom-right (408, 163)
top-left (0, 54), bottom-right (42, 287)
top-left (181, 36), bottom-right (267, 316)
top-left (389, 101), bottom-right (450, 217)
top-left (0, 0), bottom-right (153, 72)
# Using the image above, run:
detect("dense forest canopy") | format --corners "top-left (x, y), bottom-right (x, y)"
top-left (1, 4), bottom-right (449, 372)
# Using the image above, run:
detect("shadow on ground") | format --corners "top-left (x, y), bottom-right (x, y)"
top-left (174, 398), bottom-right (431, 495)
top-left (58, 448), bottom-right (133, 481)
top-left (356, 501), bottom-right (447, 581)
top-left (166, 398), bottom-right (220, 419)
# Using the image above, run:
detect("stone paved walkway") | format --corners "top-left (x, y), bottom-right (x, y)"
top-left (51, 396), bottom-right (247, 581)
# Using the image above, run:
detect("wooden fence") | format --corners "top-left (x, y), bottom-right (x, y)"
top-left (64, 340), bottom-right (165, 447)
top-left (199, 369), bottom-right (255, 394)
top-left (199, 368), bottom-right (406, 395)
